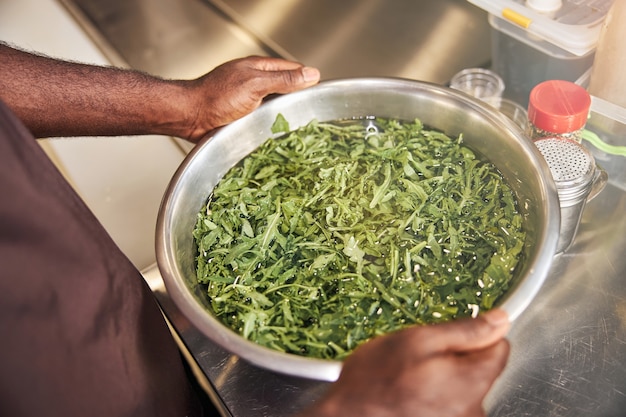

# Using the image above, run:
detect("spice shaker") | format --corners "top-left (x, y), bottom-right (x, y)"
top-left (534, 137), bottom-right (607, 254)
top-left (527, 80), bottom-right (591, 143)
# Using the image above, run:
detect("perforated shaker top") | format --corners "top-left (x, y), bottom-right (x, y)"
top-left (534, 137), bottom-right (595, 188)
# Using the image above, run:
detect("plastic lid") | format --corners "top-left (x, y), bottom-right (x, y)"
top-left (526, 0), bottom-right (562, 14)
top-left (528, 80), bottom-right (591, 133)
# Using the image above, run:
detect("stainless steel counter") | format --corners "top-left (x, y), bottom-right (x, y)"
top-left (59, 0), bottom-right (491, 82)
top-left (58, 0), bottom-right (626, 415)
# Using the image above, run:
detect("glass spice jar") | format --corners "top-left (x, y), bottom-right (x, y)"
top-left (526, 80), bottom-right (592, 143)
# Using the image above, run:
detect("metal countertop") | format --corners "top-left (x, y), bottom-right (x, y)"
top-left (59, 0), bottom-right (626, 415)
top-left (59, 0), bottom-right (492, 82)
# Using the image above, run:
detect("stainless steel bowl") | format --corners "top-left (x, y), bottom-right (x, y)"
top-left (156, 78), bottom-right (560, 382)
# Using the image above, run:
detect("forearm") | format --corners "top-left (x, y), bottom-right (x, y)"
top-left (0, 42), bottom-right (193, 139)
top-left (0, 42), bottom-right (320, 142)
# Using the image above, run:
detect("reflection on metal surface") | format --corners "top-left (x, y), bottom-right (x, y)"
top-left (488, 239), bottom-right (626, 416)
top-left (207, 0), bottom-right (491, 83)
top-left (60, 0), bottom-right (491, 82)
top-left (203, 0), bottom-right (301, 61)
top-left (58, 0), bottom-right (274, 79)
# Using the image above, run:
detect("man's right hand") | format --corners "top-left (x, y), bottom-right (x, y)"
top-left (298, 309), bottom-right (510, 417)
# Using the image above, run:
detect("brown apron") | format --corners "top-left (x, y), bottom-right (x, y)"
top-left (0, 99), bottom-right (205, 417)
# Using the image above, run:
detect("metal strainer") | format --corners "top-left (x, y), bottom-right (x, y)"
top-left (535, 137), bottom-right (607, 253)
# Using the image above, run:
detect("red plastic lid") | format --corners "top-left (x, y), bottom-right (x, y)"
top-left (527, 80), bottom-right (591, 133)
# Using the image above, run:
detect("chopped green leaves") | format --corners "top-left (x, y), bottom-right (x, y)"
top-left (193, 116), bottom-right (526, 360)
top-left (271, 113), bottom-right (290, 134)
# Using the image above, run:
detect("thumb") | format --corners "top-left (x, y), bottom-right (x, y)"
top-left (417, 309), bottom-right (510, 356)
top-left (259, 66), bottom-right (321, 95)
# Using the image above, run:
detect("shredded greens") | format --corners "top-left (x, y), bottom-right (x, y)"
top-left (192, 115), bottom-right (526, 360)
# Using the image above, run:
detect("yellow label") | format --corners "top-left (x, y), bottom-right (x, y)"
top-left (502, 8), bottom-right (532, 28)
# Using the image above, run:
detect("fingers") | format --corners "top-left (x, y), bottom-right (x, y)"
top-left (447, 339), bottom-right (510, 412)
top-left (249, 56), bottom-right (309, 71)
top-left (302, 67), bottom-right (322, 83)
top-left (182, 56), bottom-right (321, 141)
top-left (406, 308), bottom-right (510, 357)
top-left (244, 56), bottom-right (321, 94)
top-left (447, 308), bottom-right (510, 352)
top-left (260, 65), bottom-right (321, 94)
top-left (461, 338), bottom-right (511, 388)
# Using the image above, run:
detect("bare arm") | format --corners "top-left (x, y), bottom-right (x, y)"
top-left (0, 42), bottom-right (320, 142)
top-left (298, 309), bottom-right (511, 417)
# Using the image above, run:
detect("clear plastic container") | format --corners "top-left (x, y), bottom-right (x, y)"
top-left (491, 97), bottom-right (528, 130)
top-left (584, 96), bottom-right (626, 192)
top-left (467, 0), bottom-right (613, 107)
top-left (449, 68), bottom-right (505, 103)
top-left (489, 14), bottom-right (595, 107)
top-left (468, 0), bottom-right (614, 56)
top-left (449, 68), bottom-right (528, 129)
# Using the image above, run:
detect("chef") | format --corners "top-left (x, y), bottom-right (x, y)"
top-left (0, 42), bottom-right (509, 417)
